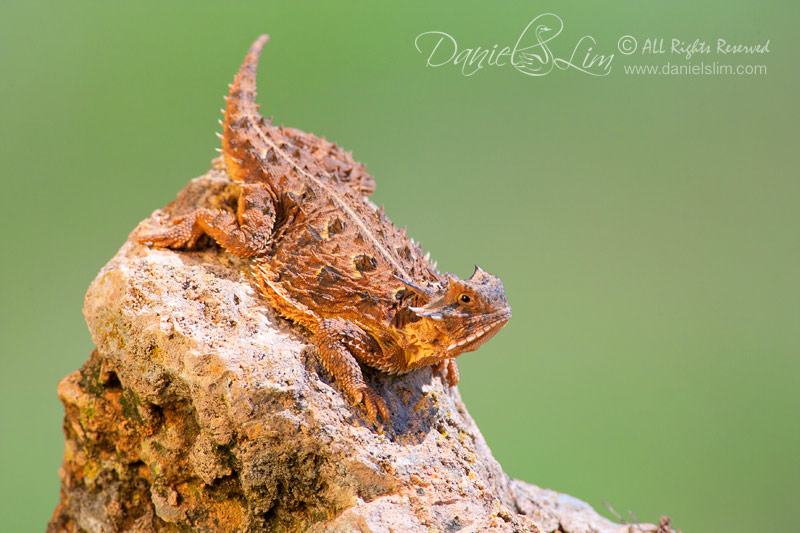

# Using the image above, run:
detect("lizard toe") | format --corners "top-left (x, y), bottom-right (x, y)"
top-left (356, 385), bottom-right (389, 424)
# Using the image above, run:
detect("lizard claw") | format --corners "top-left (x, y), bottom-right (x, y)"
top-left (353, 384), bottom-right (389, 424)
top-left (138, 212), bottom-right (204, 249)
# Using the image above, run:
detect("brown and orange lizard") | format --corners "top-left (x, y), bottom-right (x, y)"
top-left (138, 35), bottom-right (511, 423)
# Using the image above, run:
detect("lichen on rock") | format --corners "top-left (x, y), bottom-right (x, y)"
top-left (49, 168), bottom-right (675, 532)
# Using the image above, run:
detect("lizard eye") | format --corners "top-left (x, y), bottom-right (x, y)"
top-left (459, 293), bottom-right (471, 304)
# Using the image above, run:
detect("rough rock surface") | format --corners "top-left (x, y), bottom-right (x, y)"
top-left (49, 168), bottom-right (675, 532)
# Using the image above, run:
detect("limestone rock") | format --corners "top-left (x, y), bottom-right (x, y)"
top-left (49, 168), bottom-right (676, 532)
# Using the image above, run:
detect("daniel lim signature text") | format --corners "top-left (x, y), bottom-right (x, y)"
top-left (414, 13), bottom-right (614, 77)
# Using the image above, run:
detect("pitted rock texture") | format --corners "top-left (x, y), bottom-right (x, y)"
top-left (49, 169), bottom-right (675, 532)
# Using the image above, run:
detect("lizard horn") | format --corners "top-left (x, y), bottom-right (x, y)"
top-left (392, 274), bottom-right (433, 298)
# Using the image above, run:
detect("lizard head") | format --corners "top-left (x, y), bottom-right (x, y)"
top-left (403, 266), bottom-right (512, 357)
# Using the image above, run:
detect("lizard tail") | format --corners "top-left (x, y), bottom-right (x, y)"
top-left (222, 34), bottom-right (270, 182)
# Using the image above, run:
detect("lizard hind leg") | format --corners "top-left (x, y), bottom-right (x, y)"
top-left (138, 182), bottom-right (276, 258)
top-left (313, 318), bottom-right (390, 424)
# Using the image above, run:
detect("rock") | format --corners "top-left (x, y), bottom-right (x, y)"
top-left (49, 167), bottom-right (676, 532)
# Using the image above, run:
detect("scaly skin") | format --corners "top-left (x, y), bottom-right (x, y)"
top-left (138, 35), bottom-right (511, 424)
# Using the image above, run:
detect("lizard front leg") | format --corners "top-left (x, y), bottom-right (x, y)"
top-left (313, 318), bottom-right (390, 423)
top-left (138, 183), bottom-right (276, 258)
top-left (433, 358), bottom-right (459, 387)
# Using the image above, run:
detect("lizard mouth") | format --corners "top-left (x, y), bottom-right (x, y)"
top-left (444, 310), bottom-right (511, 355)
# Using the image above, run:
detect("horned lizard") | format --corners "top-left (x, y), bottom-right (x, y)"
top-left (138, 35), bottom-right (511, 423)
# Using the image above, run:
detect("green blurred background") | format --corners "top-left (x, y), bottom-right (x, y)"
top-left (1, 2), bottom-right (797, 531)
